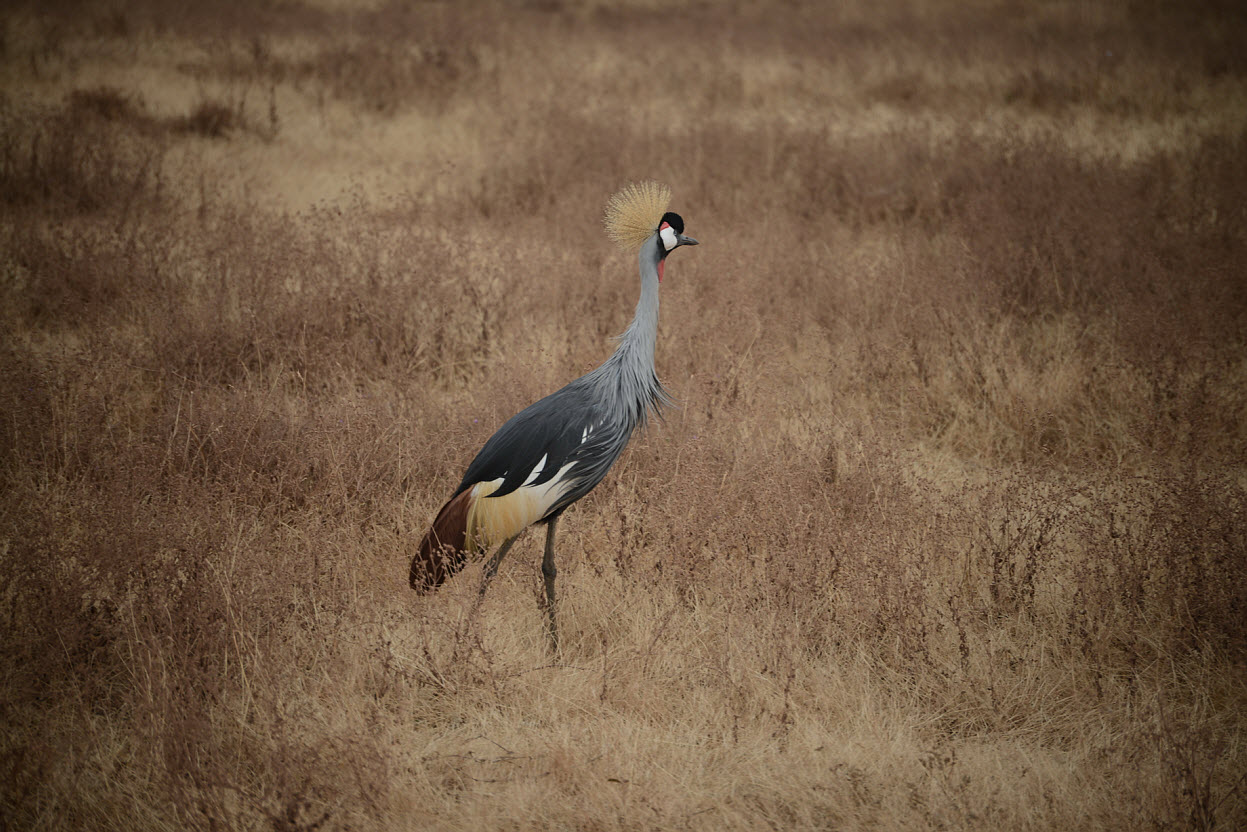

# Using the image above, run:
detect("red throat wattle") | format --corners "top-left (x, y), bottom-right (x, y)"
top-left (657, 221), bottom-right (671, 282)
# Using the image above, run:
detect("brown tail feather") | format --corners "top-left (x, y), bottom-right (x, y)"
top-left (410, 487), bottom-right (474, 592)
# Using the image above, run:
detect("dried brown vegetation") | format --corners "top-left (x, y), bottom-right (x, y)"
top-left (2, 1), bottom-right (1246, 829)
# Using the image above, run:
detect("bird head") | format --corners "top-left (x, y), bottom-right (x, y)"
top-left (605, 182), bottom-right (698, 251)
top-left (657, 211), bottom-right (699, 254)
top-left (605, 183), bottom-right (698, 281)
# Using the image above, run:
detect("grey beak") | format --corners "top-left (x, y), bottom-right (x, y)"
top-left (679, 235), bottom-right (699, 247)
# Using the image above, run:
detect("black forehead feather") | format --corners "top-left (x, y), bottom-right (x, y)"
top-left (659, 211), bottom-right (684, 234)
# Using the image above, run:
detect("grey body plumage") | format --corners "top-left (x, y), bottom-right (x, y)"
top-left (411, 185), bottom-right (697, 652)
top-left (455, 232), bottom-right (672, 518)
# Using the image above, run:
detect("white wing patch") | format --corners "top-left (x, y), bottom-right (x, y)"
top-left (522, 453), bottom-right (548, 486)
top-left (466, 463), bottom-right (578, 551)
top-left (475, 477), bottom-right (505, 494)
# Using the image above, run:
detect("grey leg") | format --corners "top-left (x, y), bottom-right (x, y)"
top-left (541, 517), bottom-right (559, 652)
top-left (476, 535), bottom-right (518, 605)
top-left (454, 535), bottom-right (520, 661)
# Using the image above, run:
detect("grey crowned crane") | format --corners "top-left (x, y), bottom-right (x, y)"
top-left (409, 182), bottom-right (698, 651)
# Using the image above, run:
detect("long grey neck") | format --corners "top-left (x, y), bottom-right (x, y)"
top-left (585, 234), bottom-right (670, 428)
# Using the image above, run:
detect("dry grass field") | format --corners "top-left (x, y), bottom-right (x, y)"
top-left (3, 1), bottom-right (1246, 829)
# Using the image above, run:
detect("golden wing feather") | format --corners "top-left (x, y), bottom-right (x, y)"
top-left (604, 181), bottom-right (671, 251)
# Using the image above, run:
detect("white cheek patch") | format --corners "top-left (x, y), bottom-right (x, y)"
top-left (660, 225), bottom-right (678, 252)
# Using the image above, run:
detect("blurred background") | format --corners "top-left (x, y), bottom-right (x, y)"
top-left (2, 1), bottom-right (1245, 829)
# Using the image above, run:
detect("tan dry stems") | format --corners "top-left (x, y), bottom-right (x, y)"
top-left (2, 1), bottom-right (1247, 830)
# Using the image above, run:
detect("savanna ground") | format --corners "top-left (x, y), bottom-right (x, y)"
top-left (2, 0), bottom-right (1246, 828)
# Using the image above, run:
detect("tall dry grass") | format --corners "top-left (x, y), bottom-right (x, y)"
top-left (2, 1), bottom-right (1246, 829)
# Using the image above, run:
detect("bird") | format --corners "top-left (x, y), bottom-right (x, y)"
top-left (409, 181), bottom-right (698, 651)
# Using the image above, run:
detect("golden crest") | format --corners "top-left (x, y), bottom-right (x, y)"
top-left (604, 181), bottom-right (671, 251)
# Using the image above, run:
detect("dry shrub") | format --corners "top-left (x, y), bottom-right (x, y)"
top-left (66, 86), bottom-right (145, 123)
top-left (0, 95), bottom-right (165, 218)
top-left (178, 99), bottom-right (237, 138)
